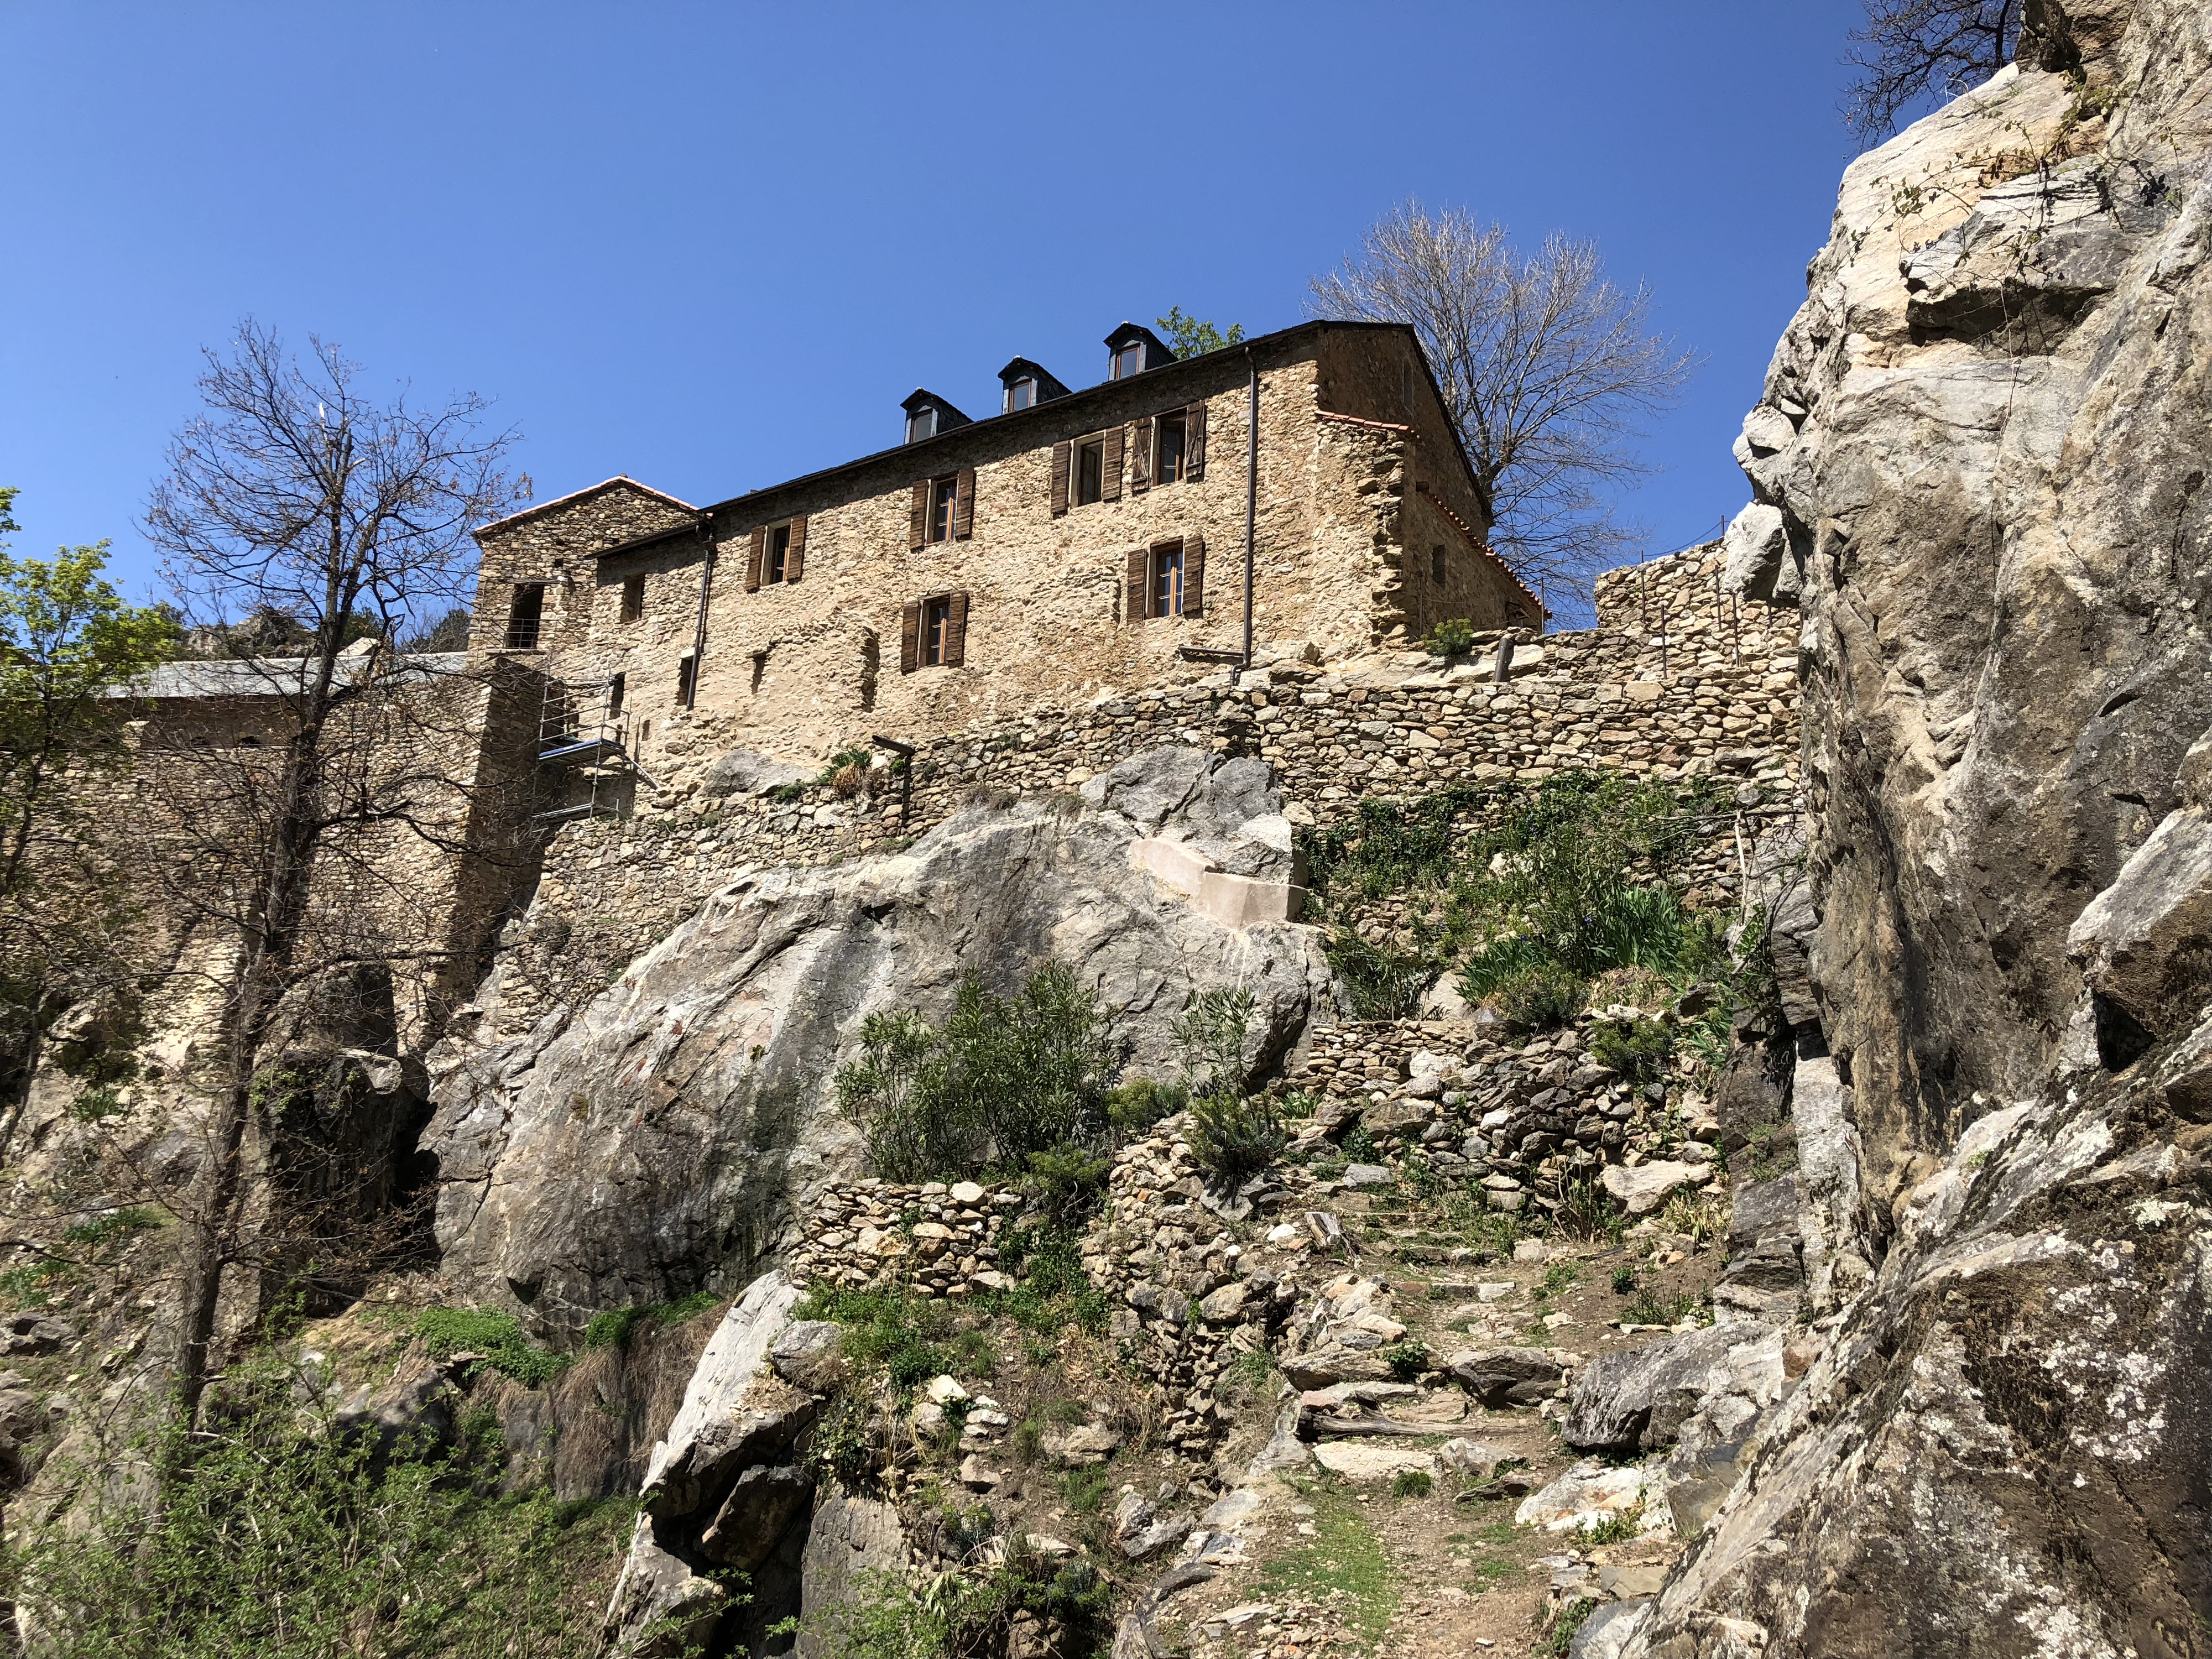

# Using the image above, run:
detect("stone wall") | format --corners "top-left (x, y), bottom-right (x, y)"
top-left (494, 542), bottom-right (1796, 1023)
top-left (464, 325), bottom-right (1542, 782)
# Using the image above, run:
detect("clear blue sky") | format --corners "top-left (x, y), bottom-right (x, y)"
top-left (2, 3), bottom-right (1869, 617)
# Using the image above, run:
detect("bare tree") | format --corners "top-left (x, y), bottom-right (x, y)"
top-left (1308, 202), bottom-right (1695, 618)
top-left (1841, 0), bottom-right (2021, 138)
top-left (140, 321), bottom-right (526, 1434)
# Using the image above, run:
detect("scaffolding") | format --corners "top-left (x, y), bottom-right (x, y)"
top-left (534, 675), bottom-right (650, 822)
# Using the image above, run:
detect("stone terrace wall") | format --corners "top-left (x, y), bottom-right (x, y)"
top-left (493, 544), bottom-right (1798, 1023)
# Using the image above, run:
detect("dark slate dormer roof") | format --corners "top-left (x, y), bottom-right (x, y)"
top-left (900, 388), bottom-right (973, 444)
top-left (996, 357), bottom-right (1071, 407)
top-left (1104, 321), bottom-right (1176, 376)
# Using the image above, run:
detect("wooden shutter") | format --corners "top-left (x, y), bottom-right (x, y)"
top-left (944, 592), bottom-right (968, 666)
top-left (1103, 426), bottom-right (1124, 502)
top-left (1050, 440), bottom-right (1071, 517)
top-left (1130, 416), bottom-right (1154, 493)
top-left (1184, 533), bottom-right (1206, 617)
top-left (1126, 546), bottom-right (1149, 622)
top-left (953, 468), bottom-right (975, 539)
top-left (900, 602), bottom-right (920, 674)
top-left (1185, 400), bottom-right (1208, 481)
top-left (786, 514), bottom-right (807, 583)
top-left (746, 528), bottom-right (765, 592)
top-left (909, 481), bottom-right (929, 550)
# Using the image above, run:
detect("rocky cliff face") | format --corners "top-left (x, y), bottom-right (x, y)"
top-left (1634, 3), bottom-right (2212, 1652)
top-left (422, 748), bottom-right (1333, 1335)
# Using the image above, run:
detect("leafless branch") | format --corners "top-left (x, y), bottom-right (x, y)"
top-left (1308, 202), bottom-right (1698, 620)
top-left (1841, 0), bottom-right (2021, 140)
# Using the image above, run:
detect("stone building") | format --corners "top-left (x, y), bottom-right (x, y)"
top-left (465, 319), bottom-right (1541, 786)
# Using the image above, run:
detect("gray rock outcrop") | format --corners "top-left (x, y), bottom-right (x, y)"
top-left (426, 758), bottom-right (1337, 1330)
top-left (1627, 4), bottom-right (2212, 1652)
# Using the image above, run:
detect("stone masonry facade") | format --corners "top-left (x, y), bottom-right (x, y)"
top-left (465, 321), bottom-right (1542, 783)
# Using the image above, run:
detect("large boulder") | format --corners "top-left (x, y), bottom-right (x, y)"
top-left (1629, 7), bottom-right (2212, 1650)
top-left (1448, 1346), bottom-right (1564, 1407)
top-left (1561, 1325), bottom-right (1772, 1455)
top-left (427, 761), bottom-right (1335, 1329)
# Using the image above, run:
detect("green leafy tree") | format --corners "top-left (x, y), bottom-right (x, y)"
top-left (0, 507), bottom-right (179, 1151)
top-left (1156, 306), bottom-right (1246, 359)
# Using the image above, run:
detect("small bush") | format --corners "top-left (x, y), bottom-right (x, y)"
top-left (1021, 1144), bottom-right (1110, 1225)
top-left (790, 1287), bottom-right (975, 1396)
top-left (812, 1394), bottom-right (876, 1486)
top-left (1187, 1091), bottom-right (1284, 1188)
top-left (1427, 617), bottom-right (1478, 659)
top-left (411, 1307), bottom-right (571, 1388)
top-left (1324, 927), bottom-right (1437, 1020)
top-left (1172, 985), bottom-right (1255, 1099)
top-left (1105, 1077), bottom-right (1186, 1140)
top-left (1589, 1013), bottom-right (1674, 1083)
top-left (1610, 1266), bottom-right (1638, 1295)
top-left (1490, 964), bottom-right (1588, 1031)
top-left (1381, 1338), bottom-right (1431, 1381)
top-left (1391, 1469), bottom-right (1434, 1498)
top-left (836, 962), bottom-right (1116, 1182)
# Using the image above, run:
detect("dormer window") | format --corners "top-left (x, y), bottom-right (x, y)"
top-left (997, 357), bottom-right (1070, 413)
top-left (900, 389), bottom-right (972, 445)
top-left (1104, 322), bottom-right (1174, 380)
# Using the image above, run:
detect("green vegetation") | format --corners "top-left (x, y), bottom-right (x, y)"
top-left (1188, 1091), bottom-right (1285, 1187)
top-left (1391, 1468), bottom-right (1434, 1499)
top-left (1155, 307), bottom-right (1246, 358)
top-left (1104, 1076), bottom-right (1186, 1139)
top-left (581, 1289), bottom-right (722, 1353)
top-left (1172, 986), bottom-right (1287, 1187)
top-left (1381, 1338), bottom-right (1431, 1381)
top-left (10, 1349), bottom-right (630, 1658)
top-left (1300, 774), bottom-right (1747, 1035)
top-left (1588, 1011), bottom-right (1675, 1082)
top-left (1253, 1487), bottom-right (1398, 1647)
top-left (791, 1286), bottom-right (994, 1395)
top-left (1426, 617), bottom-right (1478, 659)
top-left (836, 963), bottom-right (1115, 1182)
top-left (1625, 1284), bottom-right (1710, 1328)
top-left (808, 1545), bottom-right (1113, 1659)
top-left (1542, 1597), bottom-right (1601, 1657)
top-left (1, 1207), bottom-right (165, 1308)
top-left (1578, 1510), bottom-right (1644, 1545)
top-left (981, 1225), bottom-right (1112, 1337)
top-left (409, 1307), bottom-right (571, 1388)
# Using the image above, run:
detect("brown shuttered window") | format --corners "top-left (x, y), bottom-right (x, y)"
top-left (786, 514), bottom-right (807, 583)
top-left (900, 602), bottom-right (921, 674)
top-left (745, 528), bottom-right (765, 592)
top-left (1103, 425), bottom-right (1124, 502)
top-left (910, 481), bottom-right (930, 550)
top-left (953, 468), bottom-right (975, 539)
top-left (1184, 532), bottom-right (1206, 616)
top-left (1185, 400), bottom-right (1207, 480)
top-left (1130, 416), bottom-right (1154, 493)
top-left (944, 591), bottom-right (968, 666)
top-left (1050, 440), bottom-right (1071, 517)
top-left (1125, 546), bottom-right (1147, 622)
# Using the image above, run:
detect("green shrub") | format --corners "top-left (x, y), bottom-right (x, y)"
top-left (411, 1307), bottom-right (571, 1387)
top-left (1187, 1091), bottom-right (1284, 1188)
top-left (982, 1225), bottom-right (1111, 1335)
top-left (1391, 1468), bottom-right (1434, 1498)
top-left (1381, 1338), bottom-right (1431, 1381)
top-left (812, 1394), bottom-right (876, 1486)
top-left (1021, 1144), bottom-right (1110, 1225)
top-left (16, 1349), bottom-right (629, 1658)
top-left (1589, 1011), bottom-right (1675, 1083)
top-left (1489, 963), bottom-right (1587, 1031)
top-left (1172, 985), bottom-right (1255, 1098)
top-left (810, 1542), bottom-right (1113, 1659)
top-left (835, 962), bottom-right (1115, 1182)
top-left (1324, 927), bottom-right (1438, 1020)
top-left (1105, 1077), bottom-right (1186, 1139)
top-left (581, 1290), bottom-right (721, 1353)
top-left (1427, 617), bottom-right (1478, 659)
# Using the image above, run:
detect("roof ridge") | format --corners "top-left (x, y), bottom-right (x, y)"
top-left (473, 476), bottom-right (697, 539)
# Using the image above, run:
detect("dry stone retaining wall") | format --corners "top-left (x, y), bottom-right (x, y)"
top-left (497, 544), bottom-right (1799, 1022)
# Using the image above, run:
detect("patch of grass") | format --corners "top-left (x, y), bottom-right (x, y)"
top-left (979, 1225), bottom-right (1111, 1336)
top-left (1222, 1348), bottom-right (1278, 1397)
top-left (1625, 1285), bottom-right (1710, 1328)
top-left (1322, 927), bottom-right (1438, 1021)
top-left (1611, 1266), bottom-right (1639, 1295)
top-left (1391, 1469), bottom-right (1433, 1499)
top-left (1058, 1464), bottom-right (1112, 1516)
top-left (1587, 1013), bottom-right (1674, 1084)
top-left (791, 1286), bottom-right (988, 1395)
top-left (1542, 1597), bottom-right (1601, 1657)
top-left (1536, 1262), bottom-right (1579, 1300)
top-left (580, 1290), bottom-right (721, 1352)
top-left (410, 1307), bottom-right (571, 1387)
top-left (1254, 1490), bottom-right (1398, 1648)
top-left (1578, 1510), bottom-right (1643, 1545)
